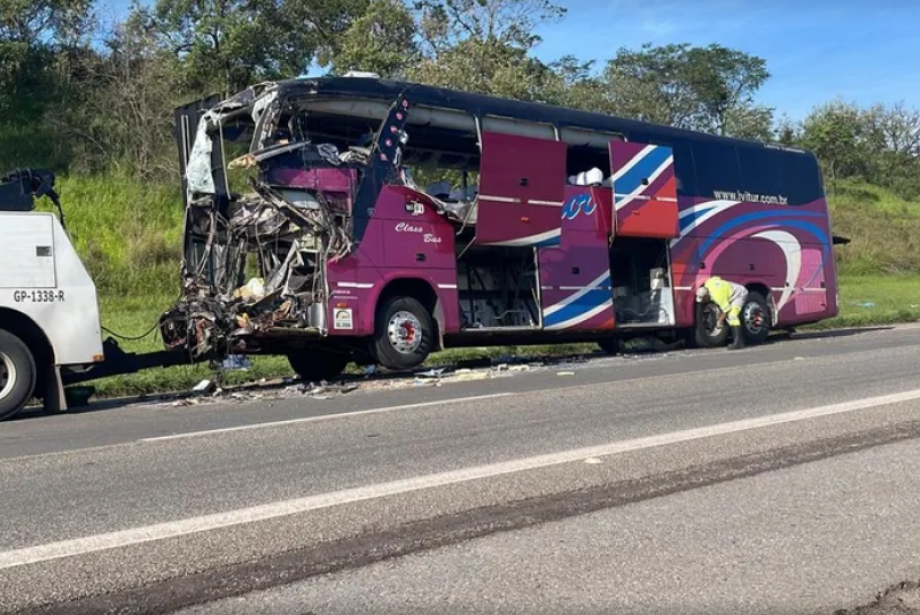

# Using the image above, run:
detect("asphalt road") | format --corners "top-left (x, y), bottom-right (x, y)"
top-left (2, 324), bottom-right (920, 614)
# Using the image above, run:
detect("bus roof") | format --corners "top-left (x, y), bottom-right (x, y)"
top-left (270, 76), bottom-right (811, 156)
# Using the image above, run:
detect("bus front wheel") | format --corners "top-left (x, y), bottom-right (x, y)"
top-left (373, 296), bottom-right (434, 371)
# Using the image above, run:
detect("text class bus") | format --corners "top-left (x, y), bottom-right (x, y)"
top-left (160, 76), bottom-right (844, 381)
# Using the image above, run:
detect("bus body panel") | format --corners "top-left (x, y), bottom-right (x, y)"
top-left (610, 142), bottom-right (680, 239)
top-left (326, 185), bottom-right (462, 338)
top-left (539, 187), bottom-right (615, 331)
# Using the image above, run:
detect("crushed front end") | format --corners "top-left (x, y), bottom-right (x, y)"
top-left (158, 80), bottom-right (392, 361)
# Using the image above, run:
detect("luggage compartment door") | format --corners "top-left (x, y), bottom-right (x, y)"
top-left (610, 141), bottom-right (679, 239)
top-left (475, 131), bottom-right (567, 247)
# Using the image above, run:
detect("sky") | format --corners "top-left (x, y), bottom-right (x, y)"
top-left (99, 0), bottom-right (919, 121)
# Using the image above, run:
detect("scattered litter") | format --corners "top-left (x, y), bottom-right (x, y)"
top-left (509, 365), bottom-right (531, 372)
top-left (418, 368), bottom-right (445, 378)
top-left (192, 379), bottom-right (215, 395)
top-left (221, 355), bottom-right (252, 370)
top-left (556, 371), bottom-right (575, 376)
top-left (794, 356), bottom-right (804, 361)
top-left (363, 364), bottom-right (377, 376)
top-left (495, 363), bottom-right (509, 371)
top-left (854, 302), bottom-right (876, 308)
top-left (452, 371), bottom-right (490, 381)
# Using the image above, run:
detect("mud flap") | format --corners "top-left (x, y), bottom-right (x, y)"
top-left (41, 364), bottom-right (68, 414)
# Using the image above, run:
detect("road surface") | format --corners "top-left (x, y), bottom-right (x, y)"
top-left (2, 325), bottom-right (920, 614)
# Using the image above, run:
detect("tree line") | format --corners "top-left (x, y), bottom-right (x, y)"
top-left (2, 0), bottom-right (918, 199)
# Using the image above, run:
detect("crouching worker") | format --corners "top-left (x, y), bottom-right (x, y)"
top-left (695, 277), bottom-right (749, 350)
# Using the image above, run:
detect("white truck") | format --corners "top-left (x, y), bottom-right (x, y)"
top-left (0, 169), bottom-right (188, 421)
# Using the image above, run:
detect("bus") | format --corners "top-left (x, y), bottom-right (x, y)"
top-left (159, 76), bottom-right (844, 382)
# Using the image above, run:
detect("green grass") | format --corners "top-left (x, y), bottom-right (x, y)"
top-left (27, 174), bottom-right (920, 399)
top-left (802, 275), bottom-right (920, 330)
top-left (827, 180), bottom-right (920, 276)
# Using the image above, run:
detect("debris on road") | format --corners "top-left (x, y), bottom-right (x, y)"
top-left (192, 379), bottom-right (216, 395)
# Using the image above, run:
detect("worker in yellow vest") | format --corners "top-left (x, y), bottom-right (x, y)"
top-left (695, 276), bottom-right (749, 350)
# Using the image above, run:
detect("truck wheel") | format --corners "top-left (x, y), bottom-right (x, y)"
top-left (0, 329), bottom-right (37, 421)
top-left (373, 296), bottom-right (433, 371)
top-left (694, 302), bottom-right (730, 348)
top-left (741, 291), bottom-right (771, 344)
top-left (287, 350), bottom-right (350, 383)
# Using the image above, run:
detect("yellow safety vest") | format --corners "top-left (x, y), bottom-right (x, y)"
top-left (703, 277), bottom-right (733, 312)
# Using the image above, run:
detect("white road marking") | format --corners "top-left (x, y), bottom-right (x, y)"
top-left (3, 387), bottom-right (920, 570)
top-left (141, 393), bottom-right (514, 442)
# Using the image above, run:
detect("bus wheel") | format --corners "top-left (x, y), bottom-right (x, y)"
top-left (0, 329), bottom-right (37, 421)
top-left (694, 302), bottom-right (731, 348)
top-left (741, 291), bottom-right (771, 344)
top-left (374, 296), bottom-right (433, 371)
top-left (287, 350), bottom-right (350, 383)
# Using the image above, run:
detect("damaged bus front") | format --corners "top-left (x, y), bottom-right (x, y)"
top-left (159, 79), bottom-right (416, 380)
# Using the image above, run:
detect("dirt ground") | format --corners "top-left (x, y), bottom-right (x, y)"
top-left (838, 582), bottom-right (920, 614)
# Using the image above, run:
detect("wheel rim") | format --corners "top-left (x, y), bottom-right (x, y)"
top-left (387, 311), bottom-right (423, 354)
top-left (0, 351), bottom-right (16, 401)
top-left (701, 304), bottom-right (725, 336)
top-left (743, 302), bottom-right (765, 336)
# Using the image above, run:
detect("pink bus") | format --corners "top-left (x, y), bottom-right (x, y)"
top-left (160, 77), bottom-right (844, 381)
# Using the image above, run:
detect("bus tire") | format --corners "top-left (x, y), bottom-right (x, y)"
top-left (741, 291), bottom-right (771, 344)
top-left (694, 302), bottom-right (730, 348)
top-left (0, 329), bottom-right (37, 421)
top-left (287, 350), bottom-right (350, 383)
top-left (373, 295), bottom-right (433, 371)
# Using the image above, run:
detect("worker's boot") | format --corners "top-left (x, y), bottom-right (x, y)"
top-left (728, 326), bottom-right (745, 350)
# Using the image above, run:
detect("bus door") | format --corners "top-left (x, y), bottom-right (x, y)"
top-left (475, 131), bottom-right (567, 247)
top-left (538, 187), bottom-right (615, 332)
top-left (608, 141), bottom-right (680, 326)
top-left (609, 141), bottom-right (679, 239)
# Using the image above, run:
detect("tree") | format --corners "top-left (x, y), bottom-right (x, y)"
top-left (330, 0), bottom-right (419, 78)
top-left (603, 42), bottom-right (773, 139)
top-left (536, 55), bottom-right (612, 113)
top-left (408, 0), bottom-right (565, 100)
top-left (139, 0), bottom-right (370, 94)
top-left (0, 0), bottom-right (95, 166)
top-left (799, 99), bottom-right (876, 190)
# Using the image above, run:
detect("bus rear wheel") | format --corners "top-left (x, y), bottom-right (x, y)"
top-left (0, 329), bottom-right (36, 421)
top-left (373, 296), bottom-right (433, 371)
top-left (741, 291), bottom-right (771, 344)
top-left (287, 350), bottom-right (350, 383)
